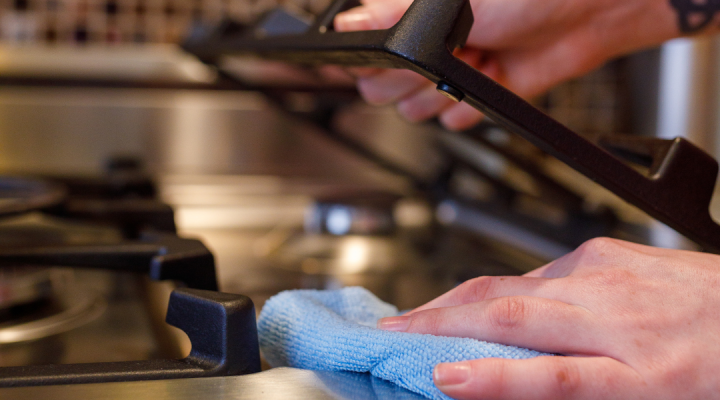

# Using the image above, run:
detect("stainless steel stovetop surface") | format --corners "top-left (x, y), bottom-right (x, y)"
top-left (0, 368), bottom-right (426, 400)
top-left (0, 85), bottom-right (690, 398)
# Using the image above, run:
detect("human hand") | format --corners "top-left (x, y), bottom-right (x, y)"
top-left (377, 238), bottom-right (720, 399)
top-left (334, 0), bottom-right (683, 130)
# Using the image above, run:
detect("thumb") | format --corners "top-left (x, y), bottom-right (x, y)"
top-left (334, 0), bottom-right (413, 31)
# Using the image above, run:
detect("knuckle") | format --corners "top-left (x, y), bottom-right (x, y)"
top-left (577, 237), bottom-right (618, 257)
top-left (457, 276), bottom-right (494, 303)
top-left (487, 297), bottom-right (530, 332)
top-left (407, 311), bottom-right (442, 335)
top-left (550, 359), bottom-right (582, 397)
top-left (573, 237), bottom-right (623, 265)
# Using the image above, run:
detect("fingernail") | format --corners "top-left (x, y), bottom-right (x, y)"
top-left (334, 9), bottom-right (374, 31)
top-left (434, 362), bottom-right (471, 387)
top-left (377, 316), bottom-right (410, 331)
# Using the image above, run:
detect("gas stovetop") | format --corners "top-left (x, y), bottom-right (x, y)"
top-left (0, 158), bottom-right (262, 387)
top-left (5, 0), bottom-right (717, 395)
top-left (0, 156), bottom-right (535, 399)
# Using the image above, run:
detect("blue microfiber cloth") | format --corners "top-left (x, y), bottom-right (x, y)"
top-left (258, 286), bottom-right (549, 400)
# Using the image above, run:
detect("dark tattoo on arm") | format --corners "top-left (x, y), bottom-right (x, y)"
top-left (670, 0), bottom-right (720, 33)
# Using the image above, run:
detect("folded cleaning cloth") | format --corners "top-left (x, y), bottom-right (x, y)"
top-left (258, 287), bottom-right (549, 400)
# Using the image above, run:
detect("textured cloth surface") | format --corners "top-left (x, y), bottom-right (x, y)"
top-left (258, 287), bottom-right (548, 400)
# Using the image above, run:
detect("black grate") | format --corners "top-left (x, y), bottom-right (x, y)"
top-left (0, 0), bottom-right (332, 44)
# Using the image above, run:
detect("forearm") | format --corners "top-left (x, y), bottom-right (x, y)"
top-left (464, 0), bottom-right (695, 60)
top-left (334, 0), bottom-right (720, 131)
top-left (584, 0), bottom-right (720, 58)
top-left (591, 0), bottom-right (682, 59)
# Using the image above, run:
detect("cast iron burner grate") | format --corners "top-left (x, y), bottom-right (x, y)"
top-left (0, 157), bottom-right (261, 386)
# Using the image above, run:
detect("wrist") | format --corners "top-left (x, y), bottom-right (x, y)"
top-left (592, 0), bottom-right (684, 58)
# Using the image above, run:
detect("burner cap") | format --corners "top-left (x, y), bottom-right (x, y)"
top-left (0, 177), bottom-right (66, 217)
top-left (305, 191), bottom-right (401, 236)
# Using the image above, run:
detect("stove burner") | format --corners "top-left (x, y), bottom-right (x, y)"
top-left (0, 268), bottom-right (107, 344)
top-left (0, 159), bottom-right (240, 387)
top-left (0, 177), bottom-right (66, 218)
top-left (0, 289), bottom-right (261, 387)
top-left (305, 191), bottom-right (400, 236)
top-left (0, 283), bottom-right (106, 344)
top-left (0, 214), bottom-right (121, 249)
top-left (0, 163), bottom-right (219, 291)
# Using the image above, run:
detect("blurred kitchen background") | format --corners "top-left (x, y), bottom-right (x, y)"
top-left (0, 0), bottom-right (719, 346)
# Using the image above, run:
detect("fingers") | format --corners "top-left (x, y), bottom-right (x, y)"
top-left (434, 356), bottom-right (638, 400)
top-left (439, 102), bottom-right (485, 131)
top-left (488, 35), bottom-right (604, 100)
top-left (436, 54), bottom-right (500, 130)
top-left (335, 0), bottom-right (493, 130)
top-left (396, 48), bottom-right (488, 127)
top-left (397, 84), bottom-right (455, 122)
top-left (356, 69), bottom-right (428, 104)
top-left (345, 67), bottom-right (382, 78)
top-left (357, 69), bottom-right (487, 129)
top-left (408, 276), bottom-right (557, 315)
top-left (334, 0), bottom-right (412, 31)
top-left (334, 0), bottom-right (412, 82)
top-left (382, 296), bottom-right (596, 354)
top-left (316, 65), bottom-right (358, 85)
